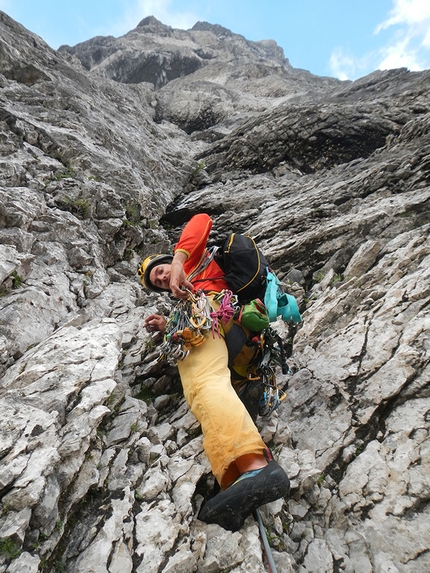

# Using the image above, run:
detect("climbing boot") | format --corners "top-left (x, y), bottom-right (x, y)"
top-left (198, 461), bottom-right (290, 532)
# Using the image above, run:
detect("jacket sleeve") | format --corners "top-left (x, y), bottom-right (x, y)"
top-left (174, 213), bottom-right (212, 269)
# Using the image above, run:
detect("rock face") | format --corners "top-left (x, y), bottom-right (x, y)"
top-left (60, 16), bottom-right (339, 135)
top-left (1, 9), bottom-right (429, 573)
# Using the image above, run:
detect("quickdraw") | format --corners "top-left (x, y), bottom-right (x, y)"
top-left (158, 289), bottom-right (241, 364)
top-left (246, 327), bottom-right (289, 417)
top-left (158, 289), bottom-right (213, 364)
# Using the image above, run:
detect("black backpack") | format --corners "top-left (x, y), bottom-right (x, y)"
top-left (214, 233), bottom-right (270, 304)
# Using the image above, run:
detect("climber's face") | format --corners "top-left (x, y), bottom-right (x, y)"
top-left (149, 263), bottom-right (172, 291)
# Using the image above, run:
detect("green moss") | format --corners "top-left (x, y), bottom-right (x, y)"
top-left (135, 386), bottom-right (153, 404)
top-left (124, 248), bottom-right (133, 261)
top-left (125, 204), bottom-right (140, 222)
top-left (71, 198), bottom-right (91, 218)
top-left (59, 196), bottom-right (92, 219)
top-left (0, 537), bottom-right (21, 560)
top-left (191, 160), bottom-right (206, 178)
top-left (12, 271), bottom-right (23, 289)
top-left (123, 219), bottom-right (139, 228)
top-left (130, 422), bottom-right (140, 433)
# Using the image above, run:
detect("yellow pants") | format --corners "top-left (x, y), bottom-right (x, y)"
top-left (177, 331), bottom-right (267, 488)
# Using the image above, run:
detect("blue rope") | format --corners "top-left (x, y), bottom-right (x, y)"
top-left (253, 508), bottom-right (278, 573)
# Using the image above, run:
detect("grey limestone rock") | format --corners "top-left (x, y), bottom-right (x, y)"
top-left (0, 8), bottom-right (429, 573)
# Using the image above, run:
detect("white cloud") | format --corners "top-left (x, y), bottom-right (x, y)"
top-left (329, 48), bottom-right (375, 82)
top-left (375, 0), bottom-right (430, 31)
top-left (330, 0), bottom-right (430, 80)
top-left (375, 0), bottom-right (430, 70)
top-left (329, 48), bottom-right (355, 81)
top-left (378, 37), bottom-right (424, 71)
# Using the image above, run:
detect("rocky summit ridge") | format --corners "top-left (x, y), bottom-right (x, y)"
top-left (0, 10), bottom-right (429, 573)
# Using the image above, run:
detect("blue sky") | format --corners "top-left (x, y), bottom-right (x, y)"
top-left (1, 0), bottom-right (430, 80)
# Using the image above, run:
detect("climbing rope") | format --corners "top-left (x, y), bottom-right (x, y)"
top-left (254, 508), bottom-right (278, 573)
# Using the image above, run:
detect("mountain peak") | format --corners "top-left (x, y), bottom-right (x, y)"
top-left (192, 21), bottom-right (234, 37)
top-left (137, 15), bottom-right (167, 27)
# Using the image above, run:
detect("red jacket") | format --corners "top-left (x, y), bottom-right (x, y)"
top-left (174, 214), bottom-right (228, 292)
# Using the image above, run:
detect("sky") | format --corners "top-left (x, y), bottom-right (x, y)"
top-left (1, 0), bottom-right (430, 80)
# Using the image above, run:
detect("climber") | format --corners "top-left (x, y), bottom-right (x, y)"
top-left (138, 213), bottom-right (290, 532)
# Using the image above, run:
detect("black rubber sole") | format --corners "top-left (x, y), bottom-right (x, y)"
top-left (198, 461), bottom-right (290, 531)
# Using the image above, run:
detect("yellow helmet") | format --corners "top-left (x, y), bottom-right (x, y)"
top-left (137, 254), bottom-right (173, 292)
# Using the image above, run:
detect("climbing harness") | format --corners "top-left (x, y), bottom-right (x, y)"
top-left (157, 287), bottom-right (290, 418)
top-left (254, 508), bottom-right (278, 573)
